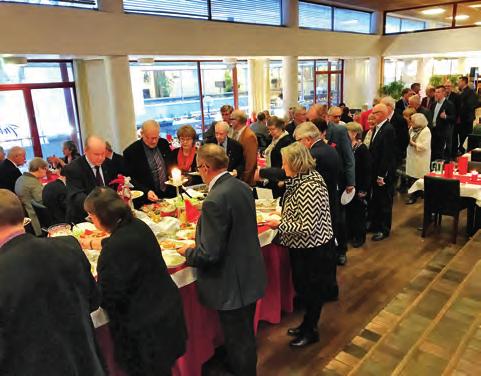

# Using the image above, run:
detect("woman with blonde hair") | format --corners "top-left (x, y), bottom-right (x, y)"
top-left (405, 113), bottom-right (431, 204)
top-left (267, 142), bottom-right (334, 347)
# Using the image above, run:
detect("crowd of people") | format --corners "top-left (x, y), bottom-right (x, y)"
top-left (0, 75), bottom-right (479, 375)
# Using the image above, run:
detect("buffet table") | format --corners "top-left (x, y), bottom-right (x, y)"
top-left (92, 223), bottom-right (294, 376)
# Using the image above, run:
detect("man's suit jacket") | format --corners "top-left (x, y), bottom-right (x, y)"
top-left (0, 159), bottom-right (21, 192)
top-left (185, 173), bottom-right (266, 311)
top-left (123, 139), bottom-right (175, 199)
top-left (416, 106), bottom-right (433, 129)
top-left (268, 134), bottom-right (294, 169)
top-left (389, 111), bottom-right (409, 161)
top-left (459, 86), bottom-right (478, 123)
top-left (0, 234), bottom-right (105, 376)
top-left (395, 98), bottom-right (408, 115)
top-left (63, 156), bottom-right (118, 224)
top-left (238, 126), bottom-right (258, 186)
top-left (430, 98), bottom-right (456, 135)
top-left (109, 152), bottom-right (126, 176)
top-left (42, 179), bottom-right (67, 225)
top-left (369, 121), bottom-right (397, 185)
top-left (205, 137), bottom-right (245, 177)
top-left (326, 122), bottom-right (355, 188)
top-left (421, 96), bottom-right (434, 110)
top-left (447, 92), bottom-right (460, 121)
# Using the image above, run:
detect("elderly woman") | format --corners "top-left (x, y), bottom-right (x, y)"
top-left (405, 113), bottom-right (431, 204)
top-left (48, 140), bottom-right (80, 168)
top-left (82, 187), bottom-right (187, 376)
top-left (362, 113), bottom-right (377, 147)
top-left (267, 142), bottom-right (334, 348)
top-left (345, 122), bottom-right (372, 248)
top-left (14, 157), bottom-right (48, 236)
top-left (402, 107), bottom-right (416, 126)
top-left (169, 125), bottom-right (201, 185)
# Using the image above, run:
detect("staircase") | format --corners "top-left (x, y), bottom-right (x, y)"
top-left (323, 231), bottom-right (481, 376)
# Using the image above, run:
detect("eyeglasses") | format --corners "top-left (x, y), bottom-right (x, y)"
top-left (179, 137), bottom-right (193, 142)
top-left (372, 111), bottom-right (383, 115)
top-left (196, 164), bottom-right (208, 169)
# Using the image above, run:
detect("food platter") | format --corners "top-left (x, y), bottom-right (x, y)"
top-left (159, 239), bottom-right (191, 250)
top-left (255, 199), bottom-right (279, 211)
top-left (176, 229), bottom-right (196, 240)
top-left (162, 251), bottom-right (186, 268)
top-left (256, 212), bottom-right (281, 225)
top-left (131, 190), bottom-right (144, 199)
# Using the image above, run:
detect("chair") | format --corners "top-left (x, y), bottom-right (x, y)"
top-left (471, 149), bottom-right (481, 162)
top-left (467, 134), bottom-right (481, 152)
top-left (31, 200), bottom-right (53, 235)
top-left (468, 161), bottom-right (481, 173)
top-left (422, 176), bottom-right (471, 244)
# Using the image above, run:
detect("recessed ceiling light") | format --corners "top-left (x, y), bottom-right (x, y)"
top-left (446, 14), bottom-right (470, 20)
top-left (469, 4), bottom-right (481, 8)
top-left (421, 8), bottom-right (446, 15)
top-left (475, 21), bottom-right (481, 25)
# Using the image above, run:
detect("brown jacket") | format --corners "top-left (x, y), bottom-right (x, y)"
top-left (238, 126), bottom-right (258, 186)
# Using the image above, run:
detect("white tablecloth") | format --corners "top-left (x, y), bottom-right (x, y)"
top-left (408, 177), bottom-right (481, 207)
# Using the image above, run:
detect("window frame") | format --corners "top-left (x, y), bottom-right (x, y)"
top-left (0, 0), bottom-right (97, 10)
top-left (0, 60), bottom-right (81, 158)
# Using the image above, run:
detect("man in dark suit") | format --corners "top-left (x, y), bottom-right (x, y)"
top-left (369, 104), bottom-right (397, 241)
top-left (285, 105), bottom-right (307, 136)
top-left (205, 120), bottom-right (245, 177)
top-left (179, 144), bottom-right (266, 376)
top-left (123, 120), bottom-right (174, 203)
top-left (63, 135), bottom-right (117, 223)
top-left (0, 146), bottom-right (26, 192)
top-left (203, 104), bottom-right (234, 140)
top-left (445, 80), bottom-right (461, 159)
top-left (456, 76), bottom-right (479, 154)
top-left (421, 87), bottom-right (435, 110)
top-left (105, 141), bottom-right (126, 175)
top-left (42, 173), bottom-right (67, 225)
top-left (382, 96), bottom-right (409, 163)
top-left (430, 85), bottom-right (456, 161)
top-left (0, 189), bottom-right (105, 376)
top-left (395, 88), bottom-right (413, 115)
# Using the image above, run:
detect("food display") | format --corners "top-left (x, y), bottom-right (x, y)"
top-left (84, 249), bottom-right (101, 275)
top-left (176, 228), bottom-right (196, 240)
top-left (255, 199), bottom-right (279, 211)
top-left (141, 201), bottom-right (177, 222)
top-left (159, 239), bottom-right (190, 250)
top-left (256, 212), bottom-right (281, 224)
top-left (48, 223), bottom-right (73, 237)
top-left (162, 251), bottom-right (186, 269)
top-left (130, 190), bottom-right (144, 199)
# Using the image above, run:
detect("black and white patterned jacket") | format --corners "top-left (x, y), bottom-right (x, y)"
top-left (279, 170), bottom-right (333, 249)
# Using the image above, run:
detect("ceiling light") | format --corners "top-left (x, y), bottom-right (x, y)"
top-left (469, 4), bottom-right (481, 8)
top-left (420, 8), bottom-right (446, 15)
top-left (475, 21), bottom-right (481, 25)
top-left (446, 15), bottom-right (470, 20)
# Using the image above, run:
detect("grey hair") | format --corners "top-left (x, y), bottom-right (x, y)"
top-left (381, 96), bottom-right (396, 109)
top-left (293, 105), bottom-right (307, 115)
top-left (281, 142), bottom-right (316, 175)
top-left (215, 121), bottom-right (230, 133)
top-left (327, 106), bottom-right (342, 115)
top-left (7, 146), bottom-right (25, 159)
top-left (141, 119), bottom-right (160, 131)
top-left (294, 122), bottom-right (320, 140)
top-left (411, 113), bottom-right (428, 129)
top-left (345, 122), bottom-right (363, 134)
top-left (409, 95), bottom-right (421, 105)
top-left (28, 157), bottom-right (48, 172)
top-left (231, 109), bottom-right (248, 124)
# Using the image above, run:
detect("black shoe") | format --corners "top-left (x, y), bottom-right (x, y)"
top-left (417, 226), bottom-right (424, 232)
top-left (287, 326), bottom-right (303, 337)
top-left (337, 253), bottom-right (347, 266)
top-left (351, 238), bottom-right (365, 248)
top-left (371, 232), bottom-right (388, 241)
top-left (289, 331), bottom-right (319, 347)
top-left (405, 197), bottom-right (417, 205)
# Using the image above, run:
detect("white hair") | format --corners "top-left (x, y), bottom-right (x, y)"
top-left (411, 113), bottom-right (428, 128)
top-left (215, 121), bottom-right (230, 133)
top-left (381, 96), bottom-right (396, 109)
top-left (294, 122), bottom-right (320, 140)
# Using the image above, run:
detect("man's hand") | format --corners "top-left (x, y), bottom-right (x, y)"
top-left (440, 110), bottom-right (446, 119)
top-left (266, 220), bottom-right (280, 229)
top-left (230, 169), bottom-right (238, 177)
top-left (178, 243), bottom-right (195, 256)
top-left (254, 168), bottom-right (261, 182)
top-left (346, 185), bottom-right (355, 194)
top-left (147, 190), bottom-right (158, 202)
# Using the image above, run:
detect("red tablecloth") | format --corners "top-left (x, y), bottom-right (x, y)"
top-left (428, 172), bottom-right (481, 186)
top-left (96, 243), bottom-right (294, 376)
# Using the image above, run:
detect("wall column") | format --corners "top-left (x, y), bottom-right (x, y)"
top-left (282, 56), bottom-right (299, 114)
top-left (248, 58), bottom-right (270, 115)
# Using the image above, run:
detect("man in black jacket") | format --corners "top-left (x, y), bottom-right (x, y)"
top-left (0, 146), bottom-right (26, 192)
top-left (204, 121), bottom-right (245, 177)
top-left (42, 173), bottom-right (67, 224)
top-left (445, 80), bottom-right (461, 159)
top-left (456, 76), bottom-right (479, 154)
top-left (123, 120), bottom-right (174, 203)
top-left (369, 104), bottom-right (397, 241)
top-left (105, 141), bottom-right (126, 175)
top-left (64, 135), bottom-right (118, 223)
top-left (179, 144), bottom-right (266, 376)
top-left (0, 189), bottom-right (105, 376)
top-left (430, 85), bottom-right (456, 161)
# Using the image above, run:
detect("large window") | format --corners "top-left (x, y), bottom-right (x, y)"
top-left (130, 61), bottom-right (248, 138)
top-left (124, 0), bottom-right (282, 26)
top-left (0, 0), bottom-right (96, 9)
top-left (384, 1), bottom-right (481, 34)
top-left (298, 60), bottom-right (343, 107)
top-left (299, 1), bottom-right (372, 34)
top-left (269, 60), bottom-right (283, 115)
top-left (0, 61), bottom-right (80, 161)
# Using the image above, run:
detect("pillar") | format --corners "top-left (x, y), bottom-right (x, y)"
top-left (282, 56), bottom-right (298, 115)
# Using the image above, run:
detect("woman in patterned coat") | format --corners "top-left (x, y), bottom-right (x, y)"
top-left (267, 142), bottom-right (335, 348)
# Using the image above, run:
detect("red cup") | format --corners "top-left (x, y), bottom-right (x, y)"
top-left (471, 171), bottom-right (479, 183)
top-left (458, 156), bottom-right (468, 175)
top-left (444, 163), bottom-right (454, 178)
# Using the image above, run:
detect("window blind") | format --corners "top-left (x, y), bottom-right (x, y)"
top-left (299, 2), bottom-right (332, 30)
top-left (210, 0), bottom-right (281, 26)
top-left (0, 0), bottom-right (96, 8)
top-left (124, 0), bottom-right (209, 19)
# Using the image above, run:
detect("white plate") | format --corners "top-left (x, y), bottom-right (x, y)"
top-left (74, 222), bottom-right (97, 231)
top-left (131, 190), bottom-right (144, 199)
top-left (162, 252), bottom-right (186, 268)
top-left (176, 229), bottom-right (196, 240)
top-left (340, 187), bottom-right (356, 205)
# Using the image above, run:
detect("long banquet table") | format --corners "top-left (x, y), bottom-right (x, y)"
top-left (92, 224), bottom-right (295, 376)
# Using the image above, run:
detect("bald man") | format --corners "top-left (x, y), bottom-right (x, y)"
top-left (63, 135), bottom-right (118, 223)
top-left (368, 104), bottom-right (397, 241)
top-left (0, 146), bottom-right (26, 192)
top-left (123, 120), bottom-right (175, 203)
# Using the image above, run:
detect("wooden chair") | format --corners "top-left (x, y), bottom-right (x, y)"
top-left (422, 176), bottom-right (471, 244)
top-left (471, 149), bottom-right (481, 162)
top-left (468, 161), bottom-right (481, 173)
top-left (467, 134), bottom-right (481, 152)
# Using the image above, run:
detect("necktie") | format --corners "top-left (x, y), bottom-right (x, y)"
top-left (152, 150), bottom-right (167, 191)
top-left (94, 166), bottom-right (104, 186)
top-left (370, 127), bottom-right (377, 149)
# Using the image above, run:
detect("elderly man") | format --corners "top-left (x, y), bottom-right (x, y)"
top-left (203, 104), bottom-right (234, 140)
top-left (0, 146), bottom-right (26, 192)
top-left (0, 145), bottom-right (5, 161)
top-left (369, 104), bottom-right (397, 241)
top-left (444, 80), bottom-right (461, 158)
top-left (456, 76), bottom-right (479, 154)
top-left (230, 109), bottom-right (258, 186)
top-left (123, 120), bottom-right (174, 202)
top-left (409, 94), bottom-right (433, 128)
top-left (205, 121), bottom-right (245, 177)
top-left (0, 189), bottom-right (106, 375)
top-left (381, 96), bottom-right (409, 163)
top-left (64, 135), bottom-right (118, 223)
top-left (285, 105), bottom-right (308, 136)
top-left (179, 144), bottom-right (266, 375)
top-left (431, 85), bottom-right (456, 161)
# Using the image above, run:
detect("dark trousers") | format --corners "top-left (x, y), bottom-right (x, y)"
top-left (431, 128), bottom-right (448, 161)
top-left (445, 124), bottom-right (454, 160)
top-left (289, 239), bottom-right (335, 331)
top-left (218, 303), bottom-right (257, 376)
top-left (335, 190), bottom-right (348, 255)
top-left (370, 182), bottom-right (394, 236)
top-left (457, 120), bottom-right (474, 152)
top-left (346, 196), bottom-right (367, 242)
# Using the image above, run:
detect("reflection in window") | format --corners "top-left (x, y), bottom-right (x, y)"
top-left (0, 60), bottom-right (74, 84)
top-left (210, 0), bottom-right (282, 26)
top-left (334, 8), bottom-right (371, 34)
top-left (385, 5), bottom-right (452, 34)
top-left (298, 61), bottom-right (314, 108)
top-left (269, 61), bottom-right (283, 115)
top-left (299, 2), bottom-right (331, 29)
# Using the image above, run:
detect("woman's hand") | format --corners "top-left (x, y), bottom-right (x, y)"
top-left (266, 220), bottom-right (280, 229)
top-left (147, 190), bottom-right (159, 202)
top-left (409, 139), bottom-right (416, 147)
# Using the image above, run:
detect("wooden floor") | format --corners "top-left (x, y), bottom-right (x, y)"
top-left (255, 192), bottom-right (470, 376)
